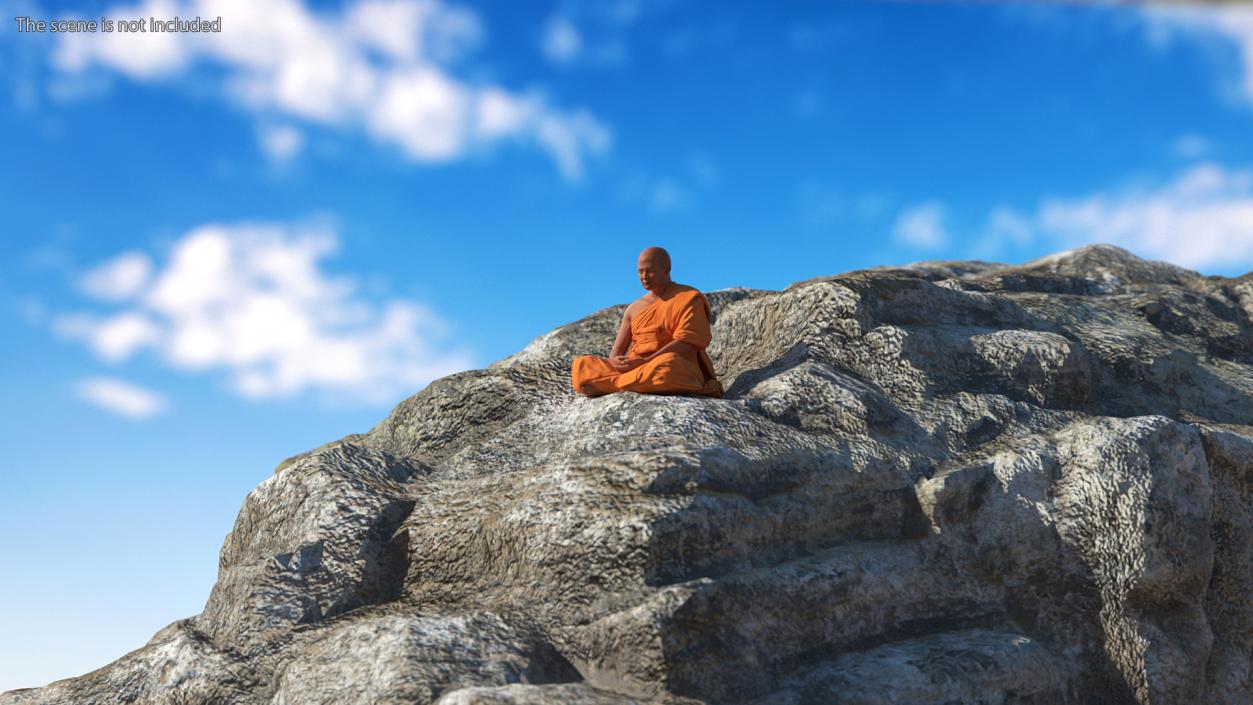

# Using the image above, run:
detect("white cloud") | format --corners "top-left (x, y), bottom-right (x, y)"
top-left (542, 15), bottom-right (583, 65)
top-left (979, 162), bottom-right (1253, 270)
top-left (368, 65), bottom-right (469, 160)
top-left (535, 5), bottom-right (631, 69)
top-left (77, 377), bottom-right (169, 419)
top-left (53, 0), bottom-right (190, 79)
top-left (79, 251), bottom-right (152, 300)
top-left (345, 0), bottom-right (480, 63)
top-left (56, 311), bottom-right (164, 361)
top-left (1142, 4), bottom-right (1253, 105)
top-left (57, 221), bottom-right (475, 403)
top-left (474, 88), bottom-right (532, 140)
top-left (257, 123), bottom-right (304, 162)
top-left (985, 206), bottom-right (1033, 248)
top-left (534, 109), bottom-right (612, 182)
top-left (48, 0), bottom-right (610, 181)
top-left (893, 201), bottom-right (950, 249)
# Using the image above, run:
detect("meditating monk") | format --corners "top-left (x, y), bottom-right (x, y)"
top-left (572, 247), bottom-right (723, 398)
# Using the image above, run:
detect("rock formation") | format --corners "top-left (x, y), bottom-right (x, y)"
top-left (3, 244), bottom-right (1250, 705)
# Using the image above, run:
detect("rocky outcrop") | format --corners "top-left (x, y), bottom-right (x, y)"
top-left (4, 245), bottom-right (1250, 705)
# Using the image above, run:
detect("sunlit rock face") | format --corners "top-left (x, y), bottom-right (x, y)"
top-left (5, 244), bottom-right (1250, 705)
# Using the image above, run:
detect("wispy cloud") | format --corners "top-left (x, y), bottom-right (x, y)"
top-left (893, 201), bottom-right (950, 249)
top-left (535, 1), bottom-right (632, 69)
top-left (977, 162), bottom-right (1253, 270)
top-left (77, 376), bottom-right (169, 419)
top-left (78, 251), bottom-right (152, 301)
top-left (45, 0), bottom-right (611, 180)
top-left (618, 152), bottom-right (719, 215)
top-left (1141, 4), bottom-right (1253, 106)
top-left (797, 184), bottom-right (891, 230)
top-left (541, 15), bottom-right (583, 65)
top-left (257, 123), bottom-right (304, 162)
top-left (648, 179), bottom-right (690, 214)
top-left (56, 220), bottom-right (475, 403)
top-left (56, 311), bottom-right (162, 362)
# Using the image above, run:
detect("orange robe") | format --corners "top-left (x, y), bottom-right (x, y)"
top-left (572, 283), bottom-right (723, 398)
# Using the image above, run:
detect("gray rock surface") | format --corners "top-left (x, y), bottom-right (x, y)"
top-left (4, 245), bottom-right (1250, 705)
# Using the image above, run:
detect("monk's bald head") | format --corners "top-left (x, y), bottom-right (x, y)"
top-left (639, 246), bottom-right (671, 271)
top-left (637, 246), bottom-right (673, 295)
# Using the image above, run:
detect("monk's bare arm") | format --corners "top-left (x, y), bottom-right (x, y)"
top-left (609, 307), bottom-right (633, 358)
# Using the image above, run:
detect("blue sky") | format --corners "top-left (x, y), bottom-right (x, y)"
top-left (4, 0), bottom-right (1253, 691)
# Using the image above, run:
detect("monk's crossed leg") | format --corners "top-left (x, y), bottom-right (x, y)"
top-left (572, 355), bottom-right (620, 396)
top-left (612, 352), bottom-right (708, 394)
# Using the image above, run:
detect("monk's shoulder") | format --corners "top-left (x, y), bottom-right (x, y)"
top-left (624, 295), bottom-right (651, 317)
top-left (668, 283), bottom-right (707, 305)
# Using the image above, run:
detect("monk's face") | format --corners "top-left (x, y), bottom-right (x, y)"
top-left (638, 251), bottom-right (671, 293)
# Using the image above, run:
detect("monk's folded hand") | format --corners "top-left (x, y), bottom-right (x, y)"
top-left (608, 355), bottom-right (634, 372)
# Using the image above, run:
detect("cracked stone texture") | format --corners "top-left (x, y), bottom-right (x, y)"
top-left (4, 245), bottom-right (1250, 705)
